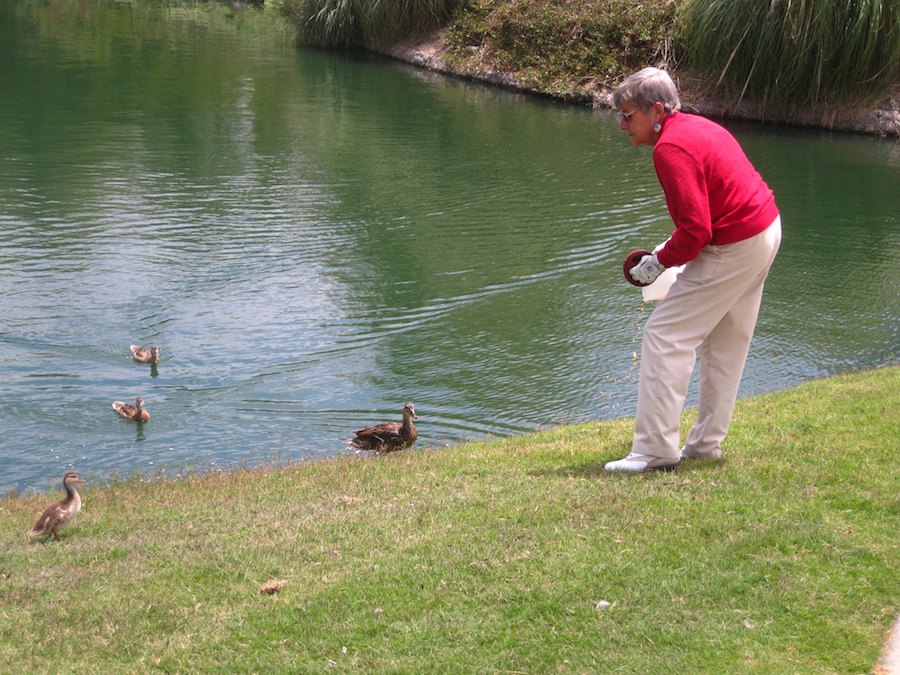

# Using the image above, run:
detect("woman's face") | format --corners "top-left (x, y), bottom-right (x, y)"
top-left (618, 102), bottom-right (663, 147)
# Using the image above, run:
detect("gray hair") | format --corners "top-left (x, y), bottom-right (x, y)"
top-left (612, 67), bottom-right (681, 114)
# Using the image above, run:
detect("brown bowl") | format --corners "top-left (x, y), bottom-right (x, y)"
top-left (623, 249), bottom-right (653, 287)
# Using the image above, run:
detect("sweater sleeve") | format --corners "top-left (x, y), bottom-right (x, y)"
top-left (652, 143), bottom-right (713, 268)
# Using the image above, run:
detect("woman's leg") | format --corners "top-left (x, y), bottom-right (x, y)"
top-left (681, 277), bottom-right (767, 458)
top-left (615, 218), bottom-right (782, 468)
top-left (683, 219), bottom-right (782, 458)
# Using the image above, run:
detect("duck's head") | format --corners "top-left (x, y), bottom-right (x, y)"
top-left (63, 472), bottom-right (86, 486)
top-left (135, 396), bottom-right (145, 408)
top-left (403, 402), bottom-right (417, 419)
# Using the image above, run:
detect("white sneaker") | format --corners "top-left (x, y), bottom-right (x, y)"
top-left (604, 452), bottom-right (682, 473)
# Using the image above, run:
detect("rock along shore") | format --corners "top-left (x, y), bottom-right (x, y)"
top-left (382, 34), bottom-right (900, 138)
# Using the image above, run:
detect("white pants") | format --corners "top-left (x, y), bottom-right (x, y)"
top-left (632, 216), bottom-right (782, 459)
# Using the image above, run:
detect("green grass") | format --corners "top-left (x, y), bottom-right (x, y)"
top-left (1, 366), bottom-right (898, 672)
top-left (678, 0), bottom-right (900, 112)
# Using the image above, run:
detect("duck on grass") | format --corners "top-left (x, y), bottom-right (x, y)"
top-left (28, 472), bottom-right (86, 541)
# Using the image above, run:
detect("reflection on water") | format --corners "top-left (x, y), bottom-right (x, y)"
top-left (1, 2), bottom-right (898, 494)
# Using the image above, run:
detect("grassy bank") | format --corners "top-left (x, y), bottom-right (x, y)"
top-left (266, 0), bottom-right (899, 134)
top-left (277, 0), bottom-right (899, 115)
top-left (1, 366), bottom-right (898, 672)
top-left (442, 0), bottom-right (675, 97)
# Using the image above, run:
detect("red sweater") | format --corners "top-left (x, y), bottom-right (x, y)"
top-left (652, 112), bottom-right (780, 268)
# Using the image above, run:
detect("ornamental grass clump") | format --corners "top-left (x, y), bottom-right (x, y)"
top-left (280, 0), bottom-right (454, 48)
top-left (678, 0), bottom-right (900, 112)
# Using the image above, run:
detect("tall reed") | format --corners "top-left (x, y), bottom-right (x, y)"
top-left (280, 0), bottom-right (454, 48)
top-left (678, 0), bottom-right (900, 111)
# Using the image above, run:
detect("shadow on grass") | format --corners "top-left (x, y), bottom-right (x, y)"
top-left (529, 458), bottom-right (725, 479)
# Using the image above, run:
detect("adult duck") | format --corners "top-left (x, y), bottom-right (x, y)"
top-left (347, 401), bottom-right (418, 452)
top-left (130, 345), bottom-right (160, 363)
top-left (29, 472), bottom-right (86, 541)
top-left (113, 396), bottom-right (150, 422)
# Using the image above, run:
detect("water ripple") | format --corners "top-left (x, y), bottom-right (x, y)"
top-left (1, 5), bottom-right (897, 494)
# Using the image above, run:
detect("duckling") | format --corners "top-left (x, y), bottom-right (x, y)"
top-left (347, 401), bottom-right (418, 452)
top-left (130, 344), bottom-right (159, 364)
top-left (29, 472), bottom-right (86, 541)
top-left (113, 396), bottom-right (150, 422)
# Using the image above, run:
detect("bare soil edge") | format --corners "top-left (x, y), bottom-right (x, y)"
top-left (380, 33), bottom-right (900, 138)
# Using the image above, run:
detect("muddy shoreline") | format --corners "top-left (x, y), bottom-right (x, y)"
top-left (382, 35), bottom-right (900, 138)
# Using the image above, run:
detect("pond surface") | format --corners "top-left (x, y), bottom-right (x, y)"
top-left (1, 1), bottom-right (898, 494)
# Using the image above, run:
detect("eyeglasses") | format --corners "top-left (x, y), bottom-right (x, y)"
top-left (617, 109), bottom-right (638, 123)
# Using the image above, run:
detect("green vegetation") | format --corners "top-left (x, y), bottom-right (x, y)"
top-left (2, 366), bottom-right (897, 672)
top-left (278, 0), bottom-right (676, 97)
top-left (277, 0), bottom-right (899, 114)
top-left (679, 0), bottom-right (900, 112)
top-left (278, 0), bottom-right (455, 48)
top-left (444, 0), bottom-right (675, 96)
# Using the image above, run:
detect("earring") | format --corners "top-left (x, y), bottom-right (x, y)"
top-left (653, 122), bottom-right (662, 133)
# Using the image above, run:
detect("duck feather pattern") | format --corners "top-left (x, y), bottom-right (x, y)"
top-left (29, 472), bottom-right (86, 540)
top-left (113, 396), bottom-right (150, 422)
top-left (347, 402), bottom-right (418, 452)
top-left (130, 345), bottom-right (159, 363)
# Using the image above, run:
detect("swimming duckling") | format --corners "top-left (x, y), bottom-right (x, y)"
top-left (29, 472), bottom-right (86, 541)
top-left (113, 396), bottom-right (150, 422)
top-left (346, 401), bottom-right (418, 452)
top-left (130, 345), bottom-right (159, 364)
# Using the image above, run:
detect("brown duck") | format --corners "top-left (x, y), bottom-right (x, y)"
top-left (130, 344), bottom-right (160, 363)
top-left (113, 396), bottom-right (150, 422)
top-left (29, 472), bottom-right (86, 541)
top-left (347, 401), bottom-right (418, 452)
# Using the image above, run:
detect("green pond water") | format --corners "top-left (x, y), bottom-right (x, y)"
top-left (1, 1), bottom-right (897, 493)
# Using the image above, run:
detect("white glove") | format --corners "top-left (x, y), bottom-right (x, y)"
top-left (630, 253), bottom-right (666, 285)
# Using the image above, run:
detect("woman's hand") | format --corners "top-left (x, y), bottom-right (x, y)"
top-left (630, 253), bottom-right (666, 285)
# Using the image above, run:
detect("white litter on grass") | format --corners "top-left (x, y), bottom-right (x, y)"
top-left (596, 600), bottom-right (611, 611)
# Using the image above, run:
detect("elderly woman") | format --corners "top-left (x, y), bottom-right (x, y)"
top-left (605, 67), bottom-right (782, 472)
